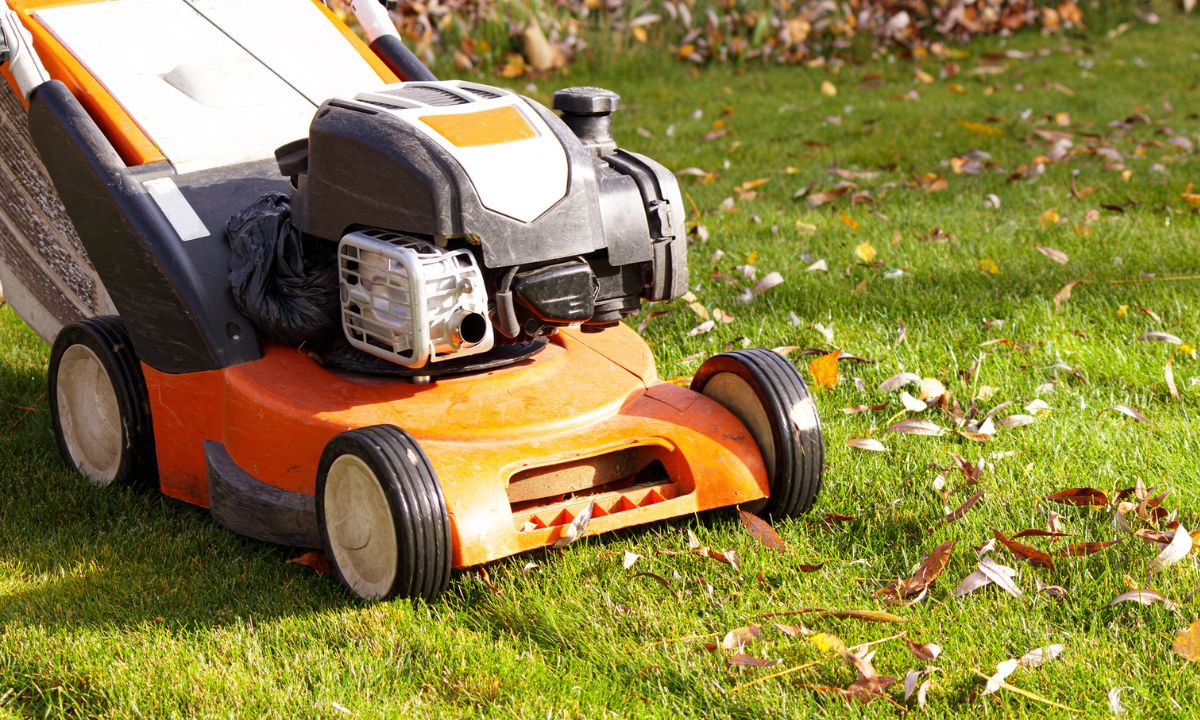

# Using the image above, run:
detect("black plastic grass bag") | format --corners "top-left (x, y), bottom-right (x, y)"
top-left (226, 193), bottom-right (340, 346)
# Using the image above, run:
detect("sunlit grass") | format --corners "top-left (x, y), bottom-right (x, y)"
top-left (2, 17), bottom-right (1199, 719)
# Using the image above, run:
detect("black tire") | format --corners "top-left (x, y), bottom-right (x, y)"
top-left (691, 349), bottom-right (824, 518)
top-left (48, 316), bottom-right (157, 488)
top-left (316, 425), bottom-right (452, 601)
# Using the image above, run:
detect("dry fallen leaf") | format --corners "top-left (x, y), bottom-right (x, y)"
top-left (957, 119), bottom-right (1004, 136)
top-left (1139, 331), bottom-right (1183, 345)
top-left (721, 624), bottom-right (764, 651)
top-left (978, 258), bottom-right (1001, 275)
top-left (809, 349), bottom-right (841, 389)
top-left (945, 490), bottom-right (984, 525)
top-left (1109, 589), bottom-right (1178, 610)
top-left (906, 639), bottom-right (943, 662)
top-left (1150, 523), bottom-right (1192, 573)
top-left (1058, 540), bottom-right (1120, 557)
top-left (887, 419), bottom-right (946, 437)
top-left (1019, 644), bottom-right (1064, 668)
top-left (552, 502), bottom-right (595, 548)
top-left (739, 510), bottom-right (786, 552)
top-left (728, 654), bottom-right (782, 668)
top-left (876, 540), bottom-right (956, 600)
top-left (983, 659), bottom-right (1019, 695)
top-left (848, 438), bottom-right (887, 452)
top-left (1173, 620), bottom-right (1200, 662)
top-left (1053, 279), bottom-right (1083, 307)
top-left (1035, 246), bottom-right (1070, 264)
top-left (855, 241), bottom-right (877, 263)
top-left (994, 530), bottom-right (1054, 569)
top-left (1045, 487), bottom-right (1109, 507)
top-left (1108, 404), bottom-right (1151, 424)
top-left (880, 372), bottom-right (922, 392)
top-left (288, 551), bottom-right (332, 576)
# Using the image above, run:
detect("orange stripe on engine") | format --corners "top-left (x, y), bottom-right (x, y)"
top-left (420, 106), bottom-right (537, 148)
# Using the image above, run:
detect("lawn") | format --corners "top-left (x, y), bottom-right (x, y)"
top-left (2, 16), bottom-right (1200, 719)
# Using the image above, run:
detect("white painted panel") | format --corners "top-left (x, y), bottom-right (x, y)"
top-left (35, 0), bottom-right (317, 172)
top-left (184, 0), bottom-right (385, 105)
top-left (376, 90), bottom-right (569, 223)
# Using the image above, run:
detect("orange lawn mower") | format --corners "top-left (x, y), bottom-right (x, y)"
top-left (0, 0), bottom-right (824, 600)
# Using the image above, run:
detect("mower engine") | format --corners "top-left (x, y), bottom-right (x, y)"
top-left (281, 80), bottom-right (687, 369)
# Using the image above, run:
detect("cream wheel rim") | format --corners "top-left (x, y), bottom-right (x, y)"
top-left (702, 371), bottom-right (775, 480)
top-left (324, 454), bottom-right (398, 599)
top-left (56, 344), bottom-right (123, 485)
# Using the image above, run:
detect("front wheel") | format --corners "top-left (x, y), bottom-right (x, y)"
top-left (691, 349), bottom-right (824, 518)
top-left (316, 425), bottom-right (452, 601)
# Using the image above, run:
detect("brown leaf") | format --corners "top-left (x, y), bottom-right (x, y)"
top-left (887, 419), bottom-right (947, 437)
top-left (1035, 246), bottom-right (1070, 265)
top-left (807, 187), bottom-right (850, 207)
top-left (1045, 487), bottom-right (1109, 507)
top-left (876, 540), bottom-right (956, 599)
top-left (1011, 528), bottom-right (1072, 540)
top-left (728, 654), bottom-right (782, 668)
top-left (1058, 540), bottom-right (1120, 557)
top-left (1174, 620), bottom-right (1200, 662)
top-left (1053, 279), bottom-right (1083, 307)
top-left (824, 512), bottom-right (858, 524)
top-left (945, 490), bottom-right (984, 524)
top-left (847, 437), bottom-right (887, 452)
top-left (720, 624), bottom-right (764, 651)
top-left (1108, 404), bottom-right (1151, 424)
top-left (287, 551), bottom-right (332, 576)
top-left (739, 510), bottom-right (787, 552)
top-left (1110, 589), bottom-right (1178, 610)
top-left (994, 530), bottom-right (1054, 569)
top-left (907, 639), bottom-right (943, 662)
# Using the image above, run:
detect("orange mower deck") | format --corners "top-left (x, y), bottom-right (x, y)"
top-left (143, 323), bottom-right (769, 567)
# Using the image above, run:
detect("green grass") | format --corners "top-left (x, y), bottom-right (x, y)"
top-left (3, 19), bottom-right (1200, 719)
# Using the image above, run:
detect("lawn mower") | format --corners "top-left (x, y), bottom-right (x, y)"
top-left (0, 0), bottom-right (825, 600)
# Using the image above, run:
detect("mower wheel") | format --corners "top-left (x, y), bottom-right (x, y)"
top-left (316, 425), bottom-right (452, 601)
top-left (49, 316), bottom-right (157, 487)
top-left (691, 349), bottom-right (824, 518)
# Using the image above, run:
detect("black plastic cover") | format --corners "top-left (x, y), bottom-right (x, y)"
top-left (513, 261), bottom-right (596, 323)
top-left (27, 80), bottom-right (263, 373)
top-left (226, 193), bottom-right (340, 347)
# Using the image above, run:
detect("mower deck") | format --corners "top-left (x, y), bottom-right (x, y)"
top-left (144, 323), bottom-right (768, 567)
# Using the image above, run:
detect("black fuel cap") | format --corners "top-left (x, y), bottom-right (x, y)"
top-left (552, 87), bottom-right (620, 153)
top-left (552, 86), bottom-right (621, 116)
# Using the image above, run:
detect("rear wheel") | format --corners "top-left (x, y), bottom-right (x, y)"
top-left (691, 349), bottom-right (824, 518)
top-left (316, 425), bottom-right (452, 601)
top-left (49, 316), bottom-right (157, 487)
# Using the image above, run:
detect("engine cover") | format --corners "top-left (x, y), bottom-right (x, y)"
top-left (285, 79), bottom-right (688, 350)
top-left (339, 229), bottom-right (493, 368)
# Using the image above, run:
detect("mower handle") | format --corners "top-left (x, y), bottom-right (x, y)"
top-left (0, 9), bottom-right (49, 99)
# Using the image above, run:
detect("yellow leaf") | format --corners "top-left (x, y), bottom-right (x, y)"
top-left (1183, 193), bottom-right (1200, 207)
top-left (956, 119), bottom-right (1004, 137)
top-left (915, 69), bottom-right (935, 84)
top-left (678, 43), bottom-right (695, 58)
top-left (808, 349), bottom-right (841, 390)
top-left (1055, 112), bottom-right (1071, 126)
top-left (1121, 169), bottom-right (1133, 183)
top-left (839, 212), bottom-right (859, 231)
top-left (1174, 619), bottom-right (1200, 662)
top-left (978, 258), bottom-right (1000, 275)
top-left (855, 241), bottom-right (877, 263)
top-left (820, 80), bottom-right (837, 97)
top-left (809, 632), bottom-right (848, 655)
top-left (499, 54), bottom-right (526, 78)
top-left (632, 25), bottom-right (647, 43)
top-left (1181, 344), bottom-right (1196, 359)
top-left (1117, 304), bottom-right (1129, 318)
top-left (1039, 208), bottom-right (1061, 229)
top-left (1073, 224), bottom-right (1093, 237)
top-left (948, 82), bottom-right (967, 94)
top-left (746, 250), bottom-right (759, 264)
